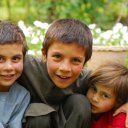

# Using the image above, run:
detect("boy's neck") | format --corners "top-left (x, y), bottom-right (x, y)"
top-left (0, 86), bottom-right (10, 92)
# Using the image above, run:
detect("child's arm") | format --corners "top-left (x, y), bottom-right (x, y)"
top-left (9, 91), bottom-right (30, 128)
top-left (113, 103), bottom-right (128, 128)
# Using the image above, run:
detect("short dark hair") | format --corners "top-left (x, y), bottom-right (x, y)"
top-left (43, 18), bottom-right (93, 63)
top-left (0, 20), bottom-right (28, 56)
top-left (89, 62), bottom-right (128, 108)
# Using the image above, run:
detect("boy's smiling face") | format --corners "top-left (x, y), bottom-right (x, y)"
top-left (42, 41), bottom-right (86, 88)
top-left (0, 44), bottom-right (23, 91)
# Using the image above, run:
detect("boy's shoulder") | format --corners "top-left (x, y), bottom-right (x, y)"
top-left (4, 82), bottom-right (30, 105)
top-left (24, 54), bottom-right (46, 72)
top-left (80, 68), bottom-right (91, 76)
top-left (11, 82), bottom-right (30, 96)
top-left (24, 54), bottom-right (43, 65)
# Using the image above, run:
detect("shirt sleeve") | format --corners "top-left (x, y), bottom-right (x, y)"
top-left (9, 91), bottom-right (30, 128)
top-left (108, 112), bottom-right (126, 128)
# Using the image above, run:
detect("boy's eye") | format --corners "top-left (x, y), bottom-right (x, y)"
top-left (12, 56), bottom-right (22, 62)
top-left (72, 58), bottom-right (81, 64)
top-left (52, 54), bottom-right (61, 59)
top-left (0, 56), bottom-right (4, 62)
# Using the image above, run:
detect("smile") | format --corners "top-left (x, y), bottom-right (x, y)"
top-left (1, 74), bottom-right (15, 80)
top-left (56, 75), bottom-right (71, 79)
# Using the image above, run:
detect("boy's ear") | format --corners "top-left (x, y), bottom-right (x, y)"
top-left (41, 48), bottom-right (47, 62)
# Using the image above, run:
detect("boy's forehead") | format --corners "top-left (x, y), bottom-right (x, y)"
top-left (48, 41), bottom-right (86, 58)
top-left (50, 41), bottom-right (86, 49)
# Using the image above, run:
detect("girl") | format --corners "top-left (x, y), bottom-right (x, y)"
top-left (87, 62), bottom-right (128, 128)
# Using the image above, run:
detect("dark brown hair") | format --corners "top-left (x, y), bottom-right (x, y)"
top-left (43, 18), bottom-right (93, 63)
top-left (0, 20), bottom-right (28, 56)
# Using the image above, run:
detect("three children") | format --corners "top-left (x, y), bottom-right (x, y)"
top-left (0, 21), bottom-right (30, 128)
top-left (1, 18), bottom-right (128, 128)
top-left (17, 18), bottom-right (128, 128)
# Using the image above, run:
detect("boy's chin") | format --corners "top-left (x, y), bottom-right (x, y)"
top-left (55, 82), bottom-right (70, 89)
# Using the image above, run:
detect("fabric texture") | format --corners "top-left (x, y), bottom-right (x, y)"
top-left (91, 111), bottom-right (126, 128)
top-left (0, 82), bottom-right (30, 128)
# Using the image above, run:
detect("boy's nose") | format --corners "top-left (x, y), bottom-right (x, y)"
top-left (59, 60), bottom-right (71, 72)
top-left (4, 61), bottom-right (14, 70)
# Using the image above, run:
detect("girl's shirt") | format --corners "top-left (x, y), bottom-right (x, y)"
top-left (0, 82), bottom-right (30, 128)
top-left (91, 110), bottom-right (126, 128)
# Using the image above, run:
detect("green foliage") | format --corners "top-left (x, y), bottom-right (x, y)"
top-left (18, 21), bottom-right (128, 58)
top-left (0, 0), bottom-right (128, 29)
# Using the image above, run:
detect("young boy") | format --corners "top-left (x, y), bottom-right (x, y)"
top-left (18, 18), bottom-right (93, 128)
top-left (87, 62), bottom-right (128, 128)
top-left (0, 21), bottom-right (30, 128)
top-left (18, 18), bottom-right (128, 128)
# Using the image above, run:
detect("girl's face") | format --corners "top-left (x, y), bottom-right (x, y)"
top-left (87, 84), bottom-right (117, 114)
top-left (42, 41), bottom-right (86, 88)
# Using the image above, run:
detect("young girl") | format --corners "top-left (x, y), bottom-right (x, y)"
top-left (87, 62), bottom-right (128, 128)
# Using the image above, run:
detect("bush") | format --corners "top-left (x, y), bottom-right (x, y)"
top-left (18, 20), bottom-right (128, 56)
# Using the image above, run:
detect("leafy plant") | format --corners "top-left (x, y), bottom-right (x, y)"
top-left (89, 23), bottom-right (128, 46)
top-left (18, 20), bottom-right (128, 56)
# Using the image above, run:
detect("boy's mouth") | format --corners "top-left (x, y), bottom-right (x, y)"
top-left (56, 74), bottom-right (71, 79)
top-left (1, 74), bottom-right (15, 80)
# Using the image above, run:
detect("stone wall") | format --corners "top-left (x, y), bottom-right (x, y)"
top-left (87, 46), bottom-right (128, 70)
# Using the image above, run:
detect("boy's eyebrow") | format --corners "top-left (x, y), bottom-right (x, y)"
top-left (13, 54), bottom-right (23, 57)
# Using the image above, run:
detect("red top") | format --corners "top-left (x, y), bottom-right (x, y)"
top-left (91, 111), bottom-right (126, 128)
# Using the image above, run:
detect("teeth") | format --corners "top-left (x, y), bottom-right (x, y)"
top-left (58, 75), bottom-right (69, 79)
top-left (5, 75), bottom-right (13, 77)
top-left (2, 74), bottom-right (14, 77)
top-left (60, 76), bottom-right (67, 78)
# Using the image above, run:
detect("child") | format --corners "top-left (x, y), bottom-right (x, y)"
top-left (18, 18), bottom-right (128, 128)
top-left (87, 62), bottom-right (128, 128)
top-left (0, 21), bottom-right (30, 128)
top-left (18, 18), bottom-right (93, 128)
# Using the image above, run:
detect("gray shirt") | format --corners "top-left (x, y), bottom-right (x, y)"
top-left (0, 82), bottom-right (30, 128)
top-left (18, 54), bottom-right (90, 117)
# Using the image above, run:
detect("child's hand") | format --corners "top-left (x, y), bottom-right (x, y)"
top-left (113, 103), bottom-right (128, 128)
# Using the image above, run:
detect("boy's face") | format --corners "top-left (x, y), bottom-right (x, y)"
top-left (0, 44), bottom-right (23, 91)
top-left (42, 41), bottom-right (86, 88)
top-left (87, 84), bottom-right (116, 114)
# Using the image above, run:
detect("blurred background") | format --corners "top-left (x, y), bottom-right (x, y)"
top-left (0, 0), bottom-right (128, 68)
top-left (0, 0), bottom-right (128, 29)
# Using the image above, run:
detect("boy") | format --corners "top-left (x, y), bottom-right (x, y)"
top-left (18, 18), bottom-right (92, 128)
top-left (18, 18), bottom-right (128, 128)
top-left (87, 62), bottom-right (128, 128)
top-left (0, 21), bottom-right (30, 128)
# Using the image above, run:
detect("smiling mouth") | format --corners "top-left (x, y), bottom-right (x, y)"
top-left (56, 75), bottom-right (71, 79)
top-left (1, 74), bottom-right (15, 80)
